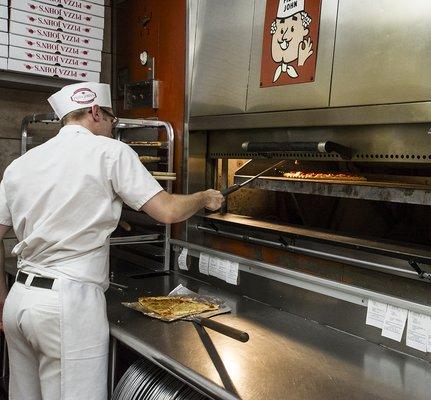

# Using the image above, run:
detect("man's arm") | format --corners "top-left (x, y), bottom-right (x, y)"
top-left (140, 189), bottom-right (224, 224)
top-left (0, 224), bottom-right (11, 330)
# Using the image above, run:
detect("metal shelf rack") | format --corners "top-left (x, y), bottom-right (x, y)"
top-left (21, 114), bottom-right (175, 271)
top-left (114, 118), bottom-right (175, 270)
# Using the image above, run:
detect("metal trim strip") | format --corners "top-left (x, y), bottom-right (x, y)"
top-left (189, 102), bottom-right (431, 130)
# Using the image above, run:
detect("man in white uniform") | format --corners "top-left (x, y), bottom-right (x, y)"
top-left (0, 82), bottom-right (223, 400)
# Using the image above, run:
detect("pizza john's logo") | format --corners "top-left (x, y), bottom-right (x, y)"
top-left (260, 0), bottom-right (322, 87)
top-left (70, 88), bottom-right (97, 104)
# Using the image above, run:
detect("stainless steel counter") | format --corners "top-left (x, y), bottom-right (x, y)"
top-left (5, 258), bottom-right (431, 400)
top-left (106, 266), bottom-right (431, 400)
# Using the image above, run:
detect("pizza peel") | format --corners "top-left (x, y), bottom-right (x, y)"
top-left (169, 285), bottom-right (249, 342)
top-left (123, 286), bottom-right (249, 342)
top-left (183, 304), bottom-right (249, 343)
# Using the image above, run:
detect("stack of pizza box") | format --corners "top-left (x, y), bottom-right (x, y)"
top-left (0, 0), bottom-right (8, 70)
top-left (7, 0), bottom-right (104, 82)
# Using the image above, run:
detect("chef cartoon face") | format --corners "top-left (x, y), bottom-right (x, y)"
top-left (270, 0), bottom-right (313, 82)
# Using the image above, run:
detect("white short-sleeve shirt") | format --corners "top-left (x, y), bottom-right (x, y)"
top-left (0, 124), bottom-right (163, 288)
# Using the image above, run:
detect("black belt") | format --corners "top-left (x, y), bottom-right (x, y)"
top-left (17, 271), bottom-right (55, 289)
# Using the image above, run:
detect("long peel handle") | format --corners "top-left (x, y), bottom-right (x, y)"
top-left (196, 317), bottom-right (249, 342)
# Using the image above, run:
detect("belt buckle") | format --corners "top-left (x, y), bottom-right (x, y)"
top-left (21, 271), bottom-right (35, 287)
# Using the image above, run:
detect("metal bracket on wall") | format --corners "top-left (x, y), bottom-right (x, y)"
top-left (124, 80), bottom-right (159, 110)
top-left (124, 53), bottom-right (159, 110)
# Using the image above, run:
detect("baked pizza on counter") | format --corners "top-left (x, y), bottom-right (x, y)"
top-left (138, 296), bottom-right (219, 318)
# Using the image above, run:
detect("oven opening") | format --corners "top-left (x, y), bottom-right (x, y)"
top-left (213, 157), bottom-right (431, 247)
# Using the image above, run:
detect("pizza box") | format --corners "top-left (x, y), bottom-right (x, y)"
top-left (9, 34), bottom-right (101, 62)
top-left (10, 21), bottom-right (103, 51)
top-left (10, 46), bottom-right (101, 72)
top-left (0, 18), bottom-right (7, 33)
top-left (11, 9), bottom-right (104, 40)
top-left (0, 57), bottom-right (6, 70)
top-left (0, 31), bottom-right (7, 44)
top-left (11, 1), bottom-right (104, 29)
top-left (8, 58), bottom-right (100, 82)
top-left (0, 5), bottom-right (7, 19)
top-left (27, 0), bottom-right (104, 18)
top-left (86, 0), bottom-right (105, 6)
top-left (0, 44), bottom-right (7, 58)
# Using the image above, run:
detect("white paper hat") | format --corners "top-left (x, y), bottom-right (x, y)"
top-left (48, 82), bottom-right (112, 119)
top-left (277, 0), bottom-right (304, 19)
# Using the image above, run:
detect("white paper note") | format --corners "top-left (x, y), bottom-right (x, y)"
top-left (406, 311), bottom-right (430, 353)
top-left (366, 299), bottom-right (388, 329)
top-left (381, 305), bottom-right (408, 342)
top-left (225, 261), bottom-right (239, 285)
top-left (208, 257), bottom-right (229, 280)
top-left (208, 257), bottom-right (220, 278)
top-left (215, 258), bottom-right (229, 280)
top-left (177, 248), bottom-right (188, 271)
top-left (198, 253), bottom-right (210, 275)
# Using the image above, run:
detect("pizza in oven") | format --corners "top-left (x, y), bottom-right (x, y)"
top-left (283, 171), bottom-right (367, 181)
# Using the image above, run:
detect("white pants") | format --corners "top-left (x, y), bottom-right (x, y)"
top-left (3, 280), bottom-right (61, 400)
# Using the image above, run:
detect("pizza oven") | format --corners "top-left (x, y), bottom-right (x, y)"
top-left (168, 0), bottom-right (431, 366)
top-left (151, 116), bottom-right (429, 374)
top-left (183, 121), bottom-right (431, 287)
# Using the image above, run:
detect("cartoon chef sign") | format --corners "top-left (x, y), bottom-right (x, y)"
top-left (260, 0), bottom-right (322, 87)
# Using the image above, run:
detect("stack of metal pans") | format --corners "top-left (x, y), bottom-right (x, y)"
top-left (112, 358), bottom-right (208, 400)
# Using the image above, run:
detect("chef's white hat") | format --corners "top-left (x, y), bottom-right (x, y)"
top-left (277, 0), bottom-right (304, 19)
top-left (48, 82), bottom-right (112, 120)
